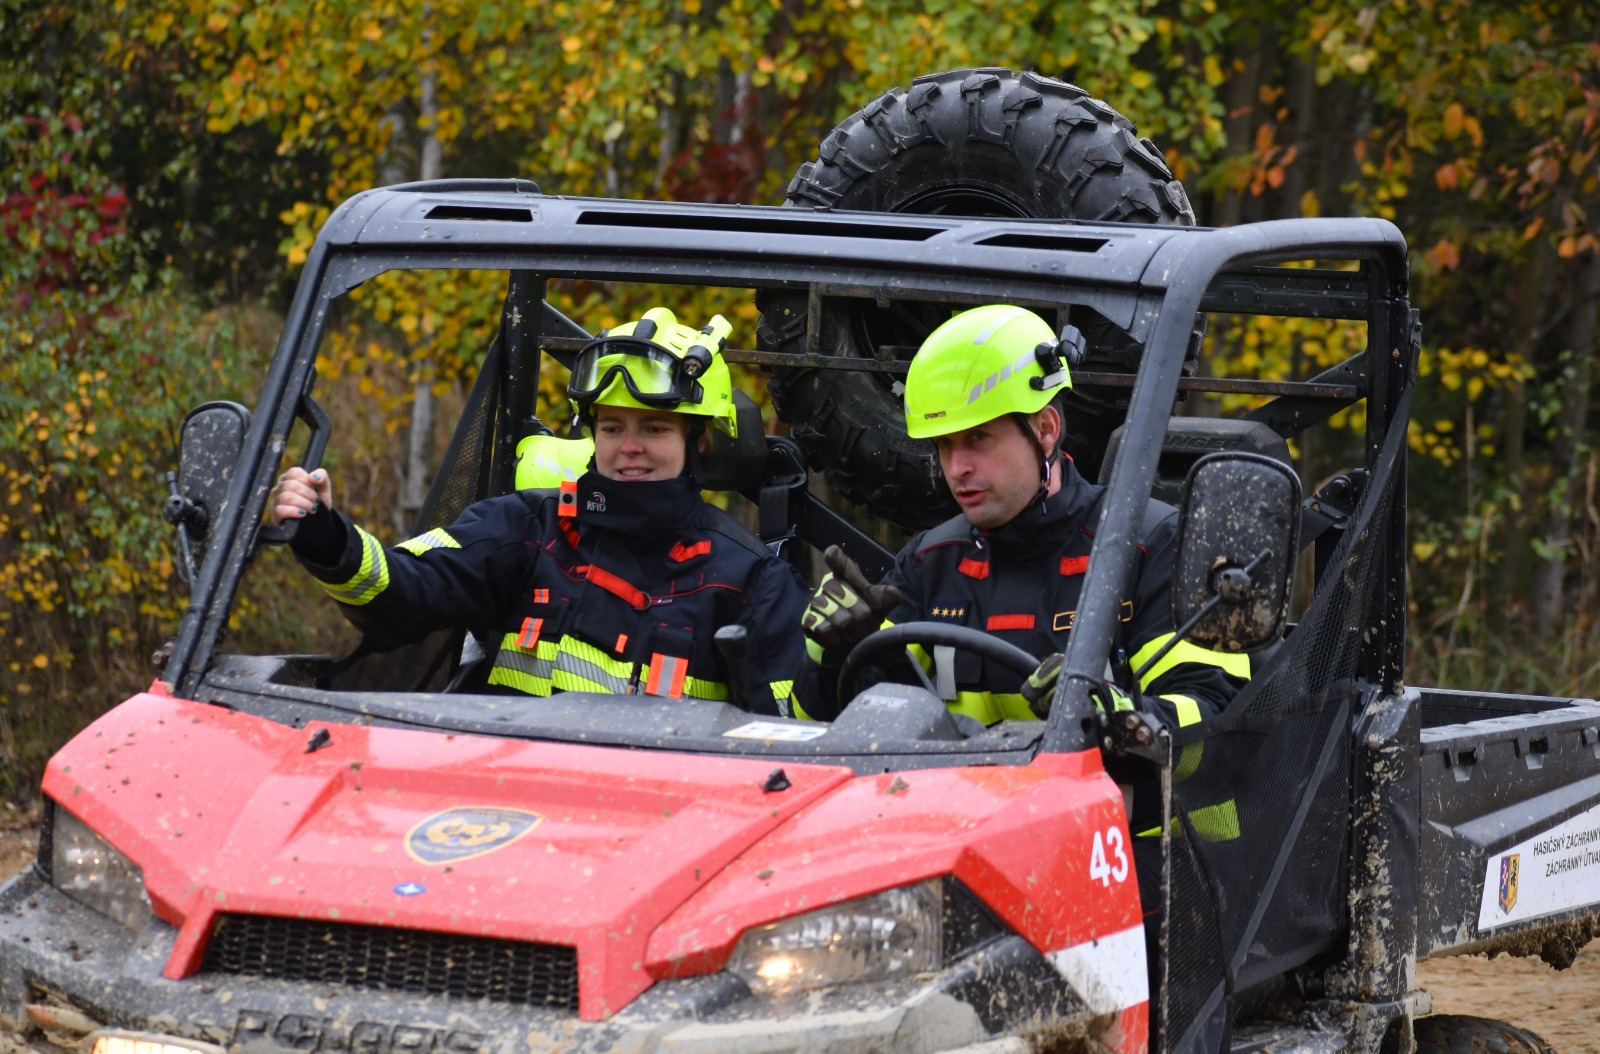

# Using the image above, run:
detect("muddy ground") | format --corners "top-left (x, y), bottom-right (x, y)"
top-left (0, 823), bottom-right (1595, 1051)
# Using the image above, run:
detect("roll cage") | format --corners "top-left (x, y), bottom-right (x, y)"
top-left (164, 178), bottom-right (1415, 759)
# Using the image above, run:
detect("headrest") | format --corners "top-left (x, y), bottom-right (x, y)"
top-left (1100, 417), bottom-right (1293, 506)
top-left (696, 390), bottom-right (769, 492)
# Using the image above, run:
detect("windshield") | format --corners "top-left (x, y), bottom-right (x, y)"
top-left (206, 249), bottom-right (1378, 768)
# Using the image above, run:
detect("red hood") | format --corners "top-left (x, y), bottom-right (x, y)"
top-left (44, 692), bottom-right (1136, 1021)
top-left (43, 693), bottom-right (852, 1018)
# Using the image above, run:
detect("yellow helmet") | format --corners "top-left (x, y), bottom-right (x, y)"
top-left (568, 307), bottom-right (738, 435)
top-left (904, 305), bottom-right (1072, 439)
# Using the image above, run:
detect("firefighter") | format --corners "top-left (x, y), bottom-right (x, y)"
top-left (795, 302), bottom-right (1248, 839)
top-left (269, 307), bottom-right (809, 715)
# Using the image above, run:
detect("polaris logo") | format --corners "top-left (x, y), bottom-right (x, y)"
top-left (233, 1009), bottom-right (488, 1054)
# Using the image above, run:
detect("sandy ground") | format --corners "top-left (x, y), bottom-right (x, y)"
top-left (0, 822), bottom-right (1595, 1051)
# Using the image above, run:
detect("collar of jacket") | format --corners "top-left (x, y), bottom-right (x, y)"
top-left (574, 470), bottom-right (701, 536)
top-left (981, 460), bottom-right (1103, 556)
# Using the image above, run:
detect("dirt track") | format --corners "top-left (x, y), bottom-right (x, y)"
top-left (1, 824), bottom-right (1596, 1051)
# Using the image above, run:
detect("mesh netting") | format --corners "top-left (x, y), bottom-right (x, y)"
top-left (329, 332), bottom-right (505, 692)
top-left (1162, 387), bottom-right (1410, 1052)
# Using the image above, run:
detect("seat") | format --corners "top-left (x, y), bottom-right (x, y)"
top-left (1098, 417), bottom-right (1293, 506)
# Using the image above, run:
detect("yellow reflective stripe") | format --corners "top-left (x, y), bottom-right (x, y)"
top-left (1134, 801), bottom-right (1240, 843)
top-left (805, 636), bottom-right (826, 662)
top-left (319, 525), bottom-right (390, 606)
top-left (1166, 693), bottom-right (1204, 782)
top-left (769, 680), bottom-right (794, 708)
top-left (487, 664), bottom-right (550, 695)
top-left (681, 675), bottom-right (729, 702)
top-left (946, 691), bottom-right (1034, 725)
top-left (1131, 633), bottom-right (1251, 687)
top-left (396, 527), bottom-right (460, 556)
top-left (490, 633), bottom-right (558, 695)
top-left (553, 636), bottom-right (633, 694)
top-left (792, 698), bottom-right (815, 721)
top-left (1188, 800), bottom-right (1240, 841)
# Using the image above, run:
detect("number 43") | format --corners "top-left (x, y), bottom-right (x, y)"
top-left (1089, 826), bottom-right (1130, 887)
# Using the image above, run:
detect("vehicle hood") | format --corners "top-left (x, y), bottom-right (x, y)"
top-left (42, 692), bottom-right (854, 1018)
top-left (44, 691), bottom-right (1133, 1022)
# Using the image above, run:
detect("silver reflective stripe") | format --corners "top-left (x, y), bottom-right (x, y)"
top-left (552, 650), bottom-right (630, 693)
top-left (494, 647), bottom-right (550, 679)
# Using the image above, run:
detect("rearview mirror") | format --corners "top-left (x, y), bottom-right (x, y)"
top-left (1171, 452), bottom-right (1300, 652)
top-left (165, 401), bottom-right (250, 584)
top-left (174, 401), bottom-right (251, 539)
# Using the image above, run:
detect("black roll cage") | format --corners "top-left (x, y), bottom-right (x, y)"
top-left (165, 179), bottom-right (1413, 755)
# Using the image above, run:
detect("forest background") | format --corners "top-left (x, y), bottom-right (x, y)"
top-left (2, 0), bottom-right (1598, 803)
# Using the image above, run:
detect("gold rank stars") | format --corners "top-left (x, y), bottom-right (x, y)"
top-left (931, 606), bottom-right (966, 619)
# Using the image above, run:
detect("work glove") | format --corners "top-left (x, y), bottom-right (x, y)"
top-left (1024, 654), bottom-right (1136, 720)
top-left (801, 546), bottom-right (903, 655)
top-left (1022, 652), bottom-right (1064, 718)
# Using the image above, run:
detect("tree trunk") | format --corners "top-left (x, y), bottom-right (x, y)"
top-left (1491, 240), bottom-right (1556, 629)
top-left (1212, 31), bottom-right (1267, 228)
top-left (656, 71), bottom-right (685, 193)
top-left (1531, 251), bottom-right (1600, 636)
top-left (1280, 55), bottom-right (1317, 215)
top-left (399, 62), bottom-right (442, 531)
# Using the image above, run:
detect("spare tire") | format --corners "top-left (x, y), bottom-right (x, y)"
top-left (757, 67), bottom-right (1196, 530)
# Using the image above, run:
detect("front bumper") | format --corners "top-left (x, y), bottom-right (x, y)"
top-left (0, 874), bottom-right (1095, 1054)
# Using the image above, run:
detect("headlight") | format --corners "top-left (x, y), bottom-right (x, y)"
top-left (51, 806), bottom-right (155, 932)
top-left (726, 879), bottom-right (942, 996)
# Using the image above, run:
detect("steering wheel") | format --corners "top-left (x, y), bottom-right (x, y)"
top-left (838, 621), bottom-right (1041, 702)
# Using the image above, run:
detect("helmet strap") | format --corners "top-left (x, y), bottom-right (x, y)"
top-left (681, 418), bottom-right (708, 480)
top-left (1012, 411), bottom-right (1058, 501)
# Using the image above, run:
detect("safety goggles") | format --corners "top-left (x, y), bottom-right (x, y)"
top-left (567, 337), bottom-right (705, 408)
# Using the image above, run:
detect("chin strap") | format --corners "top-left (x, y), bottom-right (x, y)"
top-left (1012, 412), bottom-right (1058, 506)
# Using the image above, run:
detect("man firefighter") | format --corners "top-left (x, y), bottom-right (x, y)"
top-left (795, 304), bottom-right (1249, 908)
top-left (269, 307), bottom-right (809, 715)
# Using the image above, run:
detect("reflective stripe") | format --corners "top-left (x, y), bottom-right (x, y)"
top-left (769, 680), bottom-right (794, 710)
top-left (1130, 633), bottom-right (1250, 687)
top-left (490, 633), bottom-right (630, 695)
top-left (647, 653), bottom-right (689, 698)
top-left (1165, 694), bottom-right (1205, 782)
top-left (552, 636), bottom-right (633, 694)
top-left (396, 527), bottom-right (460, 556)
top-left (1188, 800), bottom-right (1240, 841)
top-left (947, 691), bottom-right (1034, 725)
top-left (805, 636), bottom-right (826, 662)
top-left (319, 526), bottom-right (390, 606)
top-left (1135, 801), bottom-right (1241, 843)
top-left (491, 631), bottom-right (728, 702)
top-left (681, 674), bottom-right (729, 702)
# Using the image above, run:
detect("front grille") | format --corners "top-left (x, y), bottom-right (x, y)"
top-left (201, 914), bottom-right (578, 1011)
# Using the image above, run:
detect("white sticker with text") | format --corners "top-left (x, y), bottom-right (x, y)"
top-left (723, 721), bottom-right (828, 742)
top-left (1478, 800), bottom-right (1600, 931)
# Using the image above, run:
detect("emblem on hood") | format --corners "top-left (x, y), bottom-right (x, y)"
top-left (406, 807), bottom-right (543, 865)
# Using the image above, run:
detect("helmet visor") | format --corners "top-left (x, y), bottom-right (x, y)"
top-left (568, 338), bottom-right (692, 407)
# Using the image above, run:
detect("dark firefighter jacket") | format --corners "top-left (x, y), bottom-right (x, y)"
top-left (289, 472), bottom-right (810, 716)
top-left (796, 460), bottom-right (1248, 839)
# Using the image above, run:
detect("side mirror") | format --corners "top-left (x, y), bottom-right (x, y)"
top-left (164, 401), bottom-right (250, 584)
top-left (1170, 452), bottom-right (1300, 652)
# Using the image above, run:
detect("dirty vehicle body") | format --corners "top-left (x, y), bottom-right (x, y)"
top-left (3, 181), bottom-right (1600, 1054)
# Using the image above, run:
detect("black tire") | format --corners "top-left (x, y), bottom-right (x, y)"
top-left (1412, 1014), bottom-right (1559, 1054)
top-left (758, 67), bottom-right (1196, 530)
